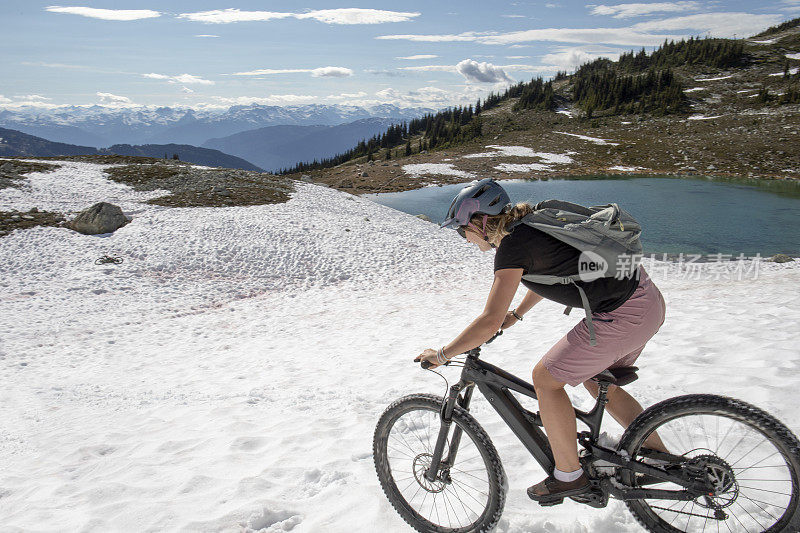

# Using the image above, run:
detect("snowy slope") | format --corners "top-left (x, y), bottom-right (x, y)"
top-left (1, 162), bottom-right (799, 532)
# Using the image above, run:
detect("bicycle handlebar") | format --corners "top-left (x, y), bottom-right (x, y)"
top-left (420, 330), bottom-right (503, 369)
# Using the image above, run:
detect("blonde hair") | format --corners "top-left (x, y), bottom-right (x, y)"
top-left (470, 202), bottom-right (534, 247)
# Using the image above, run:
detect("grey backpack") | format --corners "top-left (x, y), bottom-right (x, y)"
top-left (507, 199), bottom-right (643, 346)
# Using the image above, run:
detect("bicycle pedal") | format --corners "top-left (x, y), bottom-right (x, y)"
top-left (536, 498), bottom-right (564, 507)
top-left (570, 488), bottom-right (606, 508)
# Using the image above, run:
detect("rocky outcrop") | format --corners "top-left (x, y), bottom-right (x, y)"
top-left (769, 253), bottom-right (794, 263)
top-left (68, 202), bottom-right (130, 235)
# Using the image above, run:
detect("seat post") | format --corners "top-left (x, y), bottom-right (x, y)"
top-left (587, 381), bottom-right (610, 442)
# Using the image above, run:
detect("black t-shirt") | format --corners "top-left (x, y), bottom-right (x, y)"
top-left (493, 224), bottom-right (638, 314)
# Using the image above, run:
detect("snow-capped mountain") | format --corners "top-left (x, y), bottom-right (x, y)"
top-left (0, 104), bottom-right (435, 147)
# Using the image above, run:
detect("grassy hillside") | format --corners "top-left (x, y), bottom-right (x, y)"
top-left (285, 19), bottom-right (800, 193)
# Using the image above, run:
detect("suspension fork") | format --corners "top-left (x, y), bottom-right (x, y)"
top-left (424, 381), bottom-right (474, 482)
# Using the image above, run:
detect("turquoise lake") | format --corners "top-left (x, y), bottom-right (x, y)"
top-left (365, 176), bottom-right (800, 256)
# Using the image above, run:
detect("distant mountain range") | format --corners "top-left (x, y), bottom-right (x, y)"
top-left (0, 103), bottom-right (435, 147)
top-left (203, 117), bottom-right (399, 172)
top-left (0, 127), bottom-right (262, 171)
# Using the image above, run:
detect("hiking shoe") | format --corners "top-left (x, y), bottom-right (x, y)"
top-left (527, 472), bottom-right (591, 503)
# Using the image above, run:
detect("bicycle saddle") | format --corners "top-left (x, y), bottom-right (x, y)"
top-left (591, 366), bottom-right (639, 387)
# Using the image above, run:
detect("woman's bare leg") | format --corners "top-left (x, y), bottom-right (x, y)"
top-left (532, 361), bottom-right (582, 472)
top-left (583, 380), bottom-right (668, 453)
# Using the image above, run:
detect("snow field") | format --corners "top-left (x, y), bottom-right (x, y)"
top-left (607, 165), bottom-right (645, 172)
top-left (401, 163), bottom-right (475, 178)
top-left (553, 132), bottom-right (620, 146)
top-left (687, 114), bottom-right (725, 120)
top-left (1, 162), bottom-right (799, 532)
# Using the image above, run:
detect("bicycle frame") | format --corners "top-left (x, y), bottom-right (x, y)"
top-left (423, 344), bottom-right (711, 502)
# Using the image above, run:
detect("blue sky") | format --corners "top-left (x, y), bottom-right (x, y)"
top-left (2, 0), bottom-right (798, 111)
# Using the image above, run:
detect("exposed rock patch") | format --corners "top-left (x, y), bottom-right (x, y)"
top-left (0, 208), bottom-right (66, 238)
top-left (104, 163), bottom-right (294, 207)
top-left (0, 160), bottom-right (61, 190)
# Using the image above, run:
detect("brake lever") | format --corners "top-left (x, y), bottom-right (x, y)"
top-left (486, 329), bottom-right (503, 344)
top-left (419, 330), bottom-right (503, 369)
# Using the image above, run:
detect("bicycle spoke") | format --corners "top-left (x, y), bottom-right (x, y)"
top-left (450, 477), bottom-right (490, 503)
top-left (722, 425), bottom-right (754, 462)
top-left (733, 451), bottom-right (781, 474)
top-left (739, 485), bottom-right (791, 496)
top-left (448, 479), bottom-right (481, 520)
top-left (733, 499), bottom-right (766, 532)
top-left (740, 493), bottom-right (781, 523)
top-left (728, 436), bottom-right (769, 468)
top-left (449, 465), bottom-right (490, 486)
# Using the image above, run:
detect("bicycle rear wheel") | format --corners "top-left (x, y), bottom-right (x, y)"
top-left (618, 394), bottom-right (800, 532)
top-left (373, 393), bottom-right (506, 533)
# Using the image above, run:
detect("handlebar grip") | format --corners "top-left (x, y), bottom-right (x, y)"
top-left (421, 360), bottom-right (434, 370)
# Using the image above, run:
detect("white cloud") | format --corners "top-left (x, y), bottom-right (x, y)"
top-left (212, 94), bottom-right (318, 105)
top-left (378, 31), bottom-right (490, 43)
top-left (21, 61), bottom-right (91, 70)
top-left (16, 94), bottom-right (51, 101)
top-left (231, 67), bottom-right (352, 77)
top-left (363, 69), bottom-right (406, 77)
top-left (376, 27), bottom-right (687, 46)
top-left (178, 9), bottom-right (292, 23)
top-left (296, 9), bottom-right (420, 25)
top-left (181, 87), bottom-right (195, 94)
top-left (195, 34), bottom-right (219, 38)
top-left (380, 12), bottom-right (786, 46)
top-left (326, 91), bottom-right (369, 99)
top-left (502, 14), bottom-right (527, 18)
top-left (398, 65), bottom-right (458, 72)
top-left (375, 86), bottom-right (454, 106)
top-left (501, 64), bottom-right (558, 72)
top-left (231, 68), bottom-right (311, 76)
top-left (311, 66), bottom-right (353, 78)
top-left (589, 2), bottom-right (701, 19)
top-left (456, 59), bottom-right (513, 83)
top-left (143, 73), bottom-right (214, 85)
top-left (0, 95), bottom-right (12, 104)
top-left (399, 60), bottom-right (549, 78)
top-left (96, 92), bottom-right (131, 104)
top-left (506, 55), bottom-right (530, 59)
top-left (178, 8), bottom-right (419, 25)
top-left (540, 46), bottom-right (624, 69)
top-left (45, 6), bottom-right (160, 21)
top-left (397, 54), bottom-right (439, 60)
top-left (630, 13), bottom-right (785, 38)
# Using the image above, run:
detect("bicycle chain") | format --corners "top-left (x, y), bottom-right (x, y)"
top-left (650, 504), bottom-right (725, 521)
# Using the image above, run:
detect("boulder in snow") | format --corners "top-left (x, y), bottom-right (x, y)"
top-left (68, 202), bottom-right (130, 235)
top-left (769, 254), bottom-right (794, 263)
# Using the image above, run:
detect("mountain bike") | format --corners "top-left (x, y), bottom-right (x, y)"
top-left (373, 331), bottom-right (800, 532)
top-left (95, 254), bottom-right (123, 265)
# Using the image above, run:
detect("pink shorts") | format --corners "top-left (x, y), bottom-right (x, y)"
top-left (542, 265), bottom-right (666, 387)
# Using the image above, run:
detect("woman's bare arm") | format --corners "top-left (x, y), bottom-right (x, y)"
top-left (440, 268), bottom-right (523, 357)
top-left (515, 289), bottom-right (543, 317)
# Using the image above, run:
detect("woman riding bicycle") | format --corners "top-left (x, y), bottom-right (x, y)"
top-left (415, 178), bottom-right (667, 502)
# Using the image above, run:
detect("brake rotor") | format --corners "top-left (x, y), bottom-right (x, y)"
top-left (412, 453), bottom-right (447, 493)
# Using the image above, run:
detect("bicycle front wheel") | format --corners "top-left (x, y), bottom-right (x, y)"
top-left (373, 393), bottom-right (506, 533)
top-left (619, 394), bottom-right (800, 533)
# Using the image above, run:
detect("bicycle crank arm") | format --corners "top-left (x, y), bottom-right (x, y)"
top-left (603, 479), bottom-right (700, 502)
top-left (590, 445), bottom-right (708, 493)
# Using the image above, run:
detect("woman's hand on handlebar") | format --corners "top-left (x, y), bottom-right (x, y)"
top-left (500, 311), bottom-right (518, 330)
top-left (414, 348), bottom-right (446, 370)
